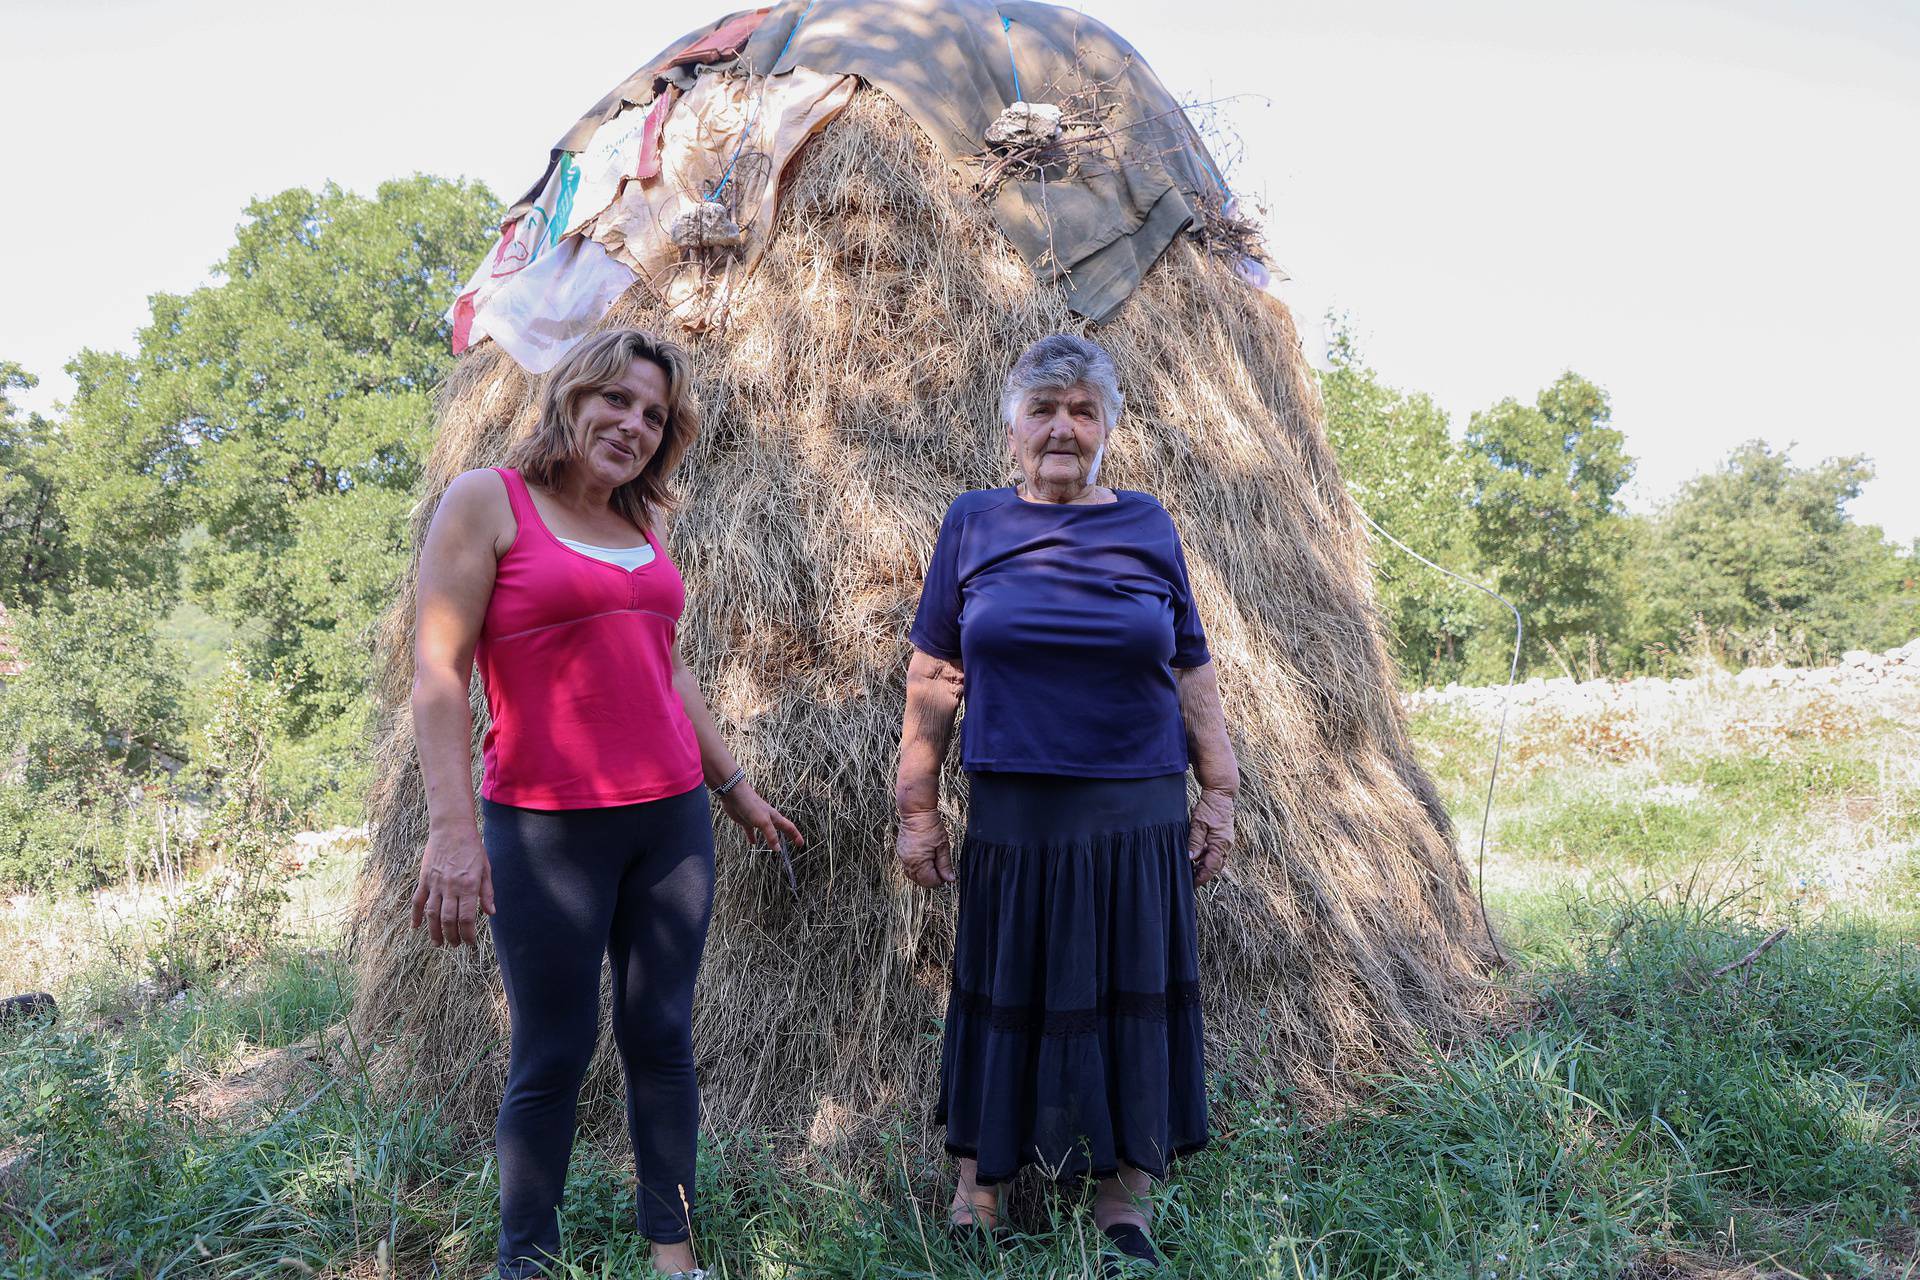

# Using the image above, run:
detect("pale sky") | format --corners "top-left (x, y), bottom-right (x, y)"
top-left (4, 0), bottom-right (1915, 540)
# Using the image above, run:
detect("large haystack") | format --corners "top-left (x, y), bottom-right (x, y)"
top-left (352, 24), bottom-right (1496, 1160)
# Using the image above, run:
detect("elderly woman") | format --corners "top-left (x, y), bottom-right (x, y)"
top-left (894, 334), bottom-right (1239, 1270)
top-left (409, 328), bottom-right (801, 1280)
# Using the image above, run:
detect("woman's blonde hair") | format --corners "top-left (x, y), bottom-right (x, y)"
top-left (501, 328), bottom-right (700, 532)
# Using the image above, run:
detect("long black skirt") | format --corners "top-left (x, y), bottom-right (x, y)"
top-left (937, 771), bottom-right (1208, 1185)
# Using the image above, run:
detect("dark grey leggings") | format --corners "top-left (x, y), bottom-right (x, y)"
top-left (482, 786), bottom-right (715, 1278)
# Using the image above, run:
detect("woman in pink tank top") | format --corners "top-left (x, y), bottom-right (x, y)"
top-left (409, 329), bottom-right (799, 1280)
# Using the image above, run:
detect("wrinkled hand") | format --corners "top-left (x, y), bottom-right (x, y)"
top-left (411, 823), bottom-right (496, 948)
top-left (720, 781), bottom-right (804, 852)
top-left (896, 809), bottom-right (954, 888)
top-left (1187, 787), bottom-right (1236, 887)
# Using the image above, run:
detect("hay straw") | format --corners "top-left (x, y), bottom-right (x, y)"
top-left (350, 91), bottom-right (1496, 1162)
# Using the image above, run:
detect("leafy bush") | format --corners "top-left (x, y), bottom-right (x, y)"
top-left (149, 663), bottom-right (295, 988)
top-left (0, 586), bottom-right (187, 894)
top-left (0, 783), bottom-right (98, 893)
top-left (262, 706), bottom-right (373, 829)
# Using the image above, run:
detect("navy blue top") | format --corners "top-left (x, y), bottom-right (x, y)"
top-left (908, 487), bottom-right (1211, 778)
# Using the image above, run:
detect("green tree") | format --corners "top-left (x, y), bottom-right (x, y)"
top-left (0, 585), bottom-right (185, 798)
top-left (55, 347), bottom-right (196, 595)
top-left (0, 362), bottom-right (78, 607)
top-left (1465, 372), bottom-right (1634, 672)
top-left (2, 351), bottom-right (192, 607)
top-left (65, 176), bottom-right (498, 748)
top-left (0, 585), bottom-right (187, 891)
top-left (1318, 328), bottom-right (1488, 684)
top-left (1630, 442), bottom-right (1920, 662)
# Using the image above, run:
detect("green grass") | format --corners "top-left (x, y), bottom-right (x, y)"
top-left (5, 693), bottom-right (1919, 1277)
top-left (1427, 697), bottom-right (1920, 944)
top-left (1499, 792), bottom-right (1725, 867)
top-left (1694, 747), bottom-right (1883, 813)
top-left (3, 898), bottom-right (1916, 1279)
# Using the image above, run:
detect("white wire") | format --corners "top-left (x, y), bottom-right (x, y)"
top-left (1351, 502), bottom-right (1522, 957)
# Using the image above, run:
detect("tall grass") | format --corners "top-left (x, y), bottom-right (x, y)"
top-left (3, 896), bottom-right (1915, 1278)
top-left (7, 692), bottom-right (1917, 1278)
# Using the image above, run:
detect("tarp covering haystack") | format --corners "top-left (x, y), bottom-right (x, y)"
top-left (351, 0), bottom-right (1497, 1159)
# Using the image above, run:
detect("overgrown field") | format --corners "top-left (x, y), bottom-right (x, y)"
top-left (3, 676), bottom-right (1917, 1279)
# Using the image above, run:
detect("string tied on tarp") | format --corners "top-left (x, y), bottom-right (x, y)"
top-left (708, 0), bottom-right (819, 204)
top-left (1000, 14), bottom-right (1024, 102)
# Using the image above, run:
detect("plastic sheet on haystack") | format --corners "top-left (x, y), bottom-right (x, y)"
top-left (449, 66), bottom-right (853, 362)
top-left (446, 0), bottom-right (1291, 363)
top-left (460, 236), bottom-right (639, 374)
top-left (590, 67), bottom-right (855, 331)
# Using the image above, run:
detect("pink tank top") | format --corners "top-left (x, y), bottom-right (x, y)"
top-left (474, 468), bottom-right (704, 809)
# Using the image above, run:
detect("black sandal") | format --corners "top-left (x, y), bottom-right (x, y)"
top-left (1100, 1222), bottom-right (1162, 1275)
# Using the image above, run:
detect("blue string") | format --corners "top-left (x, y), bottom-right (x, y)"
top-left (709, 0), bottom-right (817, 203)
top-left (1001, 15), bottom-right (1022, 102)
top-left (1193, 134), bottom-right (1229, 195)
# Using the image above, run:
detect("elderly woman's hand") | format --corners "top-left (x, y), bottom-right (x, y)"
top-left (1187, 786), bottom-right (1236, 887)
top-left (896, 809), bottom-right (955, 888)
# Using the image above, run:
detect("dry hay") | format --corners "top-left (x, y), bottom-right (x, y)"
top-left (1619, 1250), bottom-right (1784, 1280)
top-left (350, 90), bottom-right (1497, 1159)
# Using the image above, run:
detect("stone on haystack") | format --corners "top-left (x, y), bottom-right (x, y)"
top-left (985, 101), bottom-right (1064, 149)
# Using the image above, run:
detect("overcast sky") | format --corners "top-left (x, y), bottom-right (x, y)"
top-left (3, 0), bottom-right (1914, 539)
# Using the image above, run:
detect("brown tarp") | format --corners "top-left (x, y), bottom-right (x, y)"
top-left (516, 0), bottom-right (1229, 323)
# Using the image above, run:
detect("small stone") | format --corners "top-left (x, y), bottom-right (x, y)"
top-left (0, 992), bottom-right (58, 1025)
top-left (670, 202), bottom-right (745, 254)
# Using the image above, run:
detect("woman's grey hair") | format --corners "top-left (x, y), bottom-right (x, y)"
top-left (1000, 334), bottom-right (1126, 429)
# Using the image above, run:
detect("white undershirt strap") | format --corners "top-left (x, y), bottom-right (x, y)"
top-left (557, 536), bottom-right (657, 571)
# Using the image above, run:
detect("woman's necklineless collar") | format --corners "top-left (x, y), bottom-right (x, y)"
top-left (1011, 483), bottom-right (1119, 507)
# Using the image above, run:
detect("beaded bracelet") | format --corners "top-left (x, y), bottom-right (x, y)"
top-left (713, 767), bottom-right (747, 797)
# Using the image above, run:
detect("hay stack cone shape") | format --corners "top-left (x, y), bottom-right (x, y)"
top-left (353, 76), bottom-right (1495, 1158)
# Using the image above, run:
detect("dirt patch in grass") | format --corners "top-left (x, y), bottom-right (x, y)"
top-left (0, 1142), bottom-right (31, 1213)
top-left (180, 1032), bottom-right (341, 1127)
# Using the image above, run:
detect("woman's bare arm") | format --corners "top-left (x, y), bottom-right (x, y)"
top-left (894, 647), bottom-right (965, 887)
top-left (409, 471), bottom-right (510, 947)
top-left (669, 651), bottom-right (803, 850)
top-left (1177, 661), bottom-right (1239, 886)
